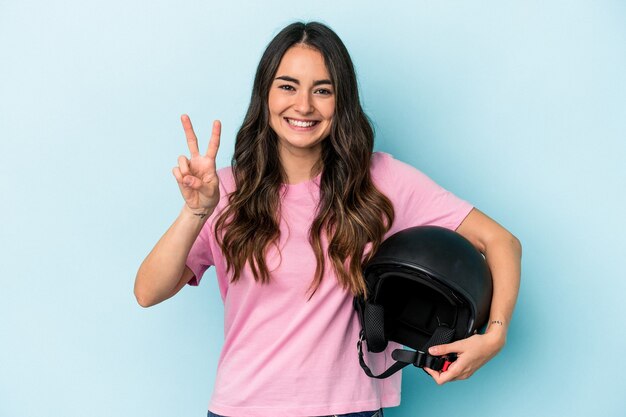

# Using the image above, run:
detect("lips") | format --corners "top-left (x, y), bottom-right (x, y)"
top-left (285, 117), bottom-right (320, 128)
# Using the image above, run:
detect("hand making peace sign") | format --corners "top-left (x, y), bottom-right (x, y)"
top-left (172, 114), bottom-right (221, 214)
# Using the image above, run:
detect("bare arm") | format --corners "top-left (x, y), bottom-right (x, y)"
top-left (425, 208), bottom-right (522, 384)
top-left (456, 208), bottom-right (522, 341)
top-left (134, 115), bottom-right (221, 308)
top-left (134, 205), bottom-right (211, 307)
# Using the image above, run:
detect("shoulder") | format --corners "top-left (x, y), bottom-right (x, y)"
top-left (370, 152), bottom-right (474, 230)
top-left (369, 151), bottom-right (453, 203)
top-left (370, 151), bottom-right (392, 171)
top-left (216, 166), bottom-right (236, 193)
top-left (208, 166), bottom-right (236, 217)
top-left (370, 151), bottom-right (429, 184)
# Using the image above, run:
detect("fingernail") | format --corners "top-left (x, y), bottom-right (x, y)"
top-left (429, 347), bottom-right (438, 354)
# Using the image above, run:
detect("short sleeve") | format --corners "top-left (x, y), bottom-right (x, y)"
top-left (185, 217), bottom-right (216, 286)
top-left (371, 152), bottom-right (474, 232)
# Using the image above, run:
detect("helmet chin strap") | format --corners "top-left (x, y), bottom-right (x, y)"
top-left (357, 326), bottom-right (457, 379)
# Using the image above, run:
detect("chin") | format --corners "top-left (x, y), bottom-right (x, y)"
top-left (279, 135), bottom-right (326, 151)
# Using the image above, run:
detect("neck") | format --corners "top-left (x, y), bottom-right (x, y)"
top-left (279, 144), bottom-right (323, 184)
top-left (279, 144), bottom-right (322, 184)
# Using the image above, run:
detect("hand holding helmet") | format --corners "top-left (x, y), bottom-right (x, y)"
top-left (424, 329), bottom-right (505, 384)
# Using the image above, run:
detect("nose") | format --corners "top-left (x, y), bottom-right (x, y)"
top-left (294, 91), bottom-right (314, 114)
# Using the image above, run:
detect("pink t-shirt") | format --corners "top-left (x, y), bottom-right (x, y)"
top-left (186, 152), bottom-right (473, 417)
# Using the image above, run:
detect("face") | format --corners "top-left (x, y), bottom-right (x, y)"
top-left (268, 44), bottom-right (335, 160)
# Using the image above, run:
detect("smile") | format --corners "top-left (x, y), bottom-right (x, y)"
top-left (285, 118), bottom-right (319, 128)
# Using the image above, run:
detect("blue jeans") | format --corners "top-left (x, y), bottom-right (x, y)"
top-left (208, 409), bottom-right (384, 417)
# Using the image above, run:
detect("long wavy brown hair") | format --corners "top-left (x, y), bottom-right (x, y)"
top-left (214, 22), bottom-right (394, 298)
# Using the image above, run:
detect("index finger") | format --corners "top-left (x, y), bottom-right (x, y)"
top-left (428, 339), bottom-right (465, 356)
top-left (205, 120), bottom-right (221, 159)
top-left (180, 114), bottom-right (200, 157)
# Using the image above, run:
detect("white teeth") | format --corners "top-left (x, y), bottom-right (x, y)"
top-left (287, 118), bottom-right (317, 127)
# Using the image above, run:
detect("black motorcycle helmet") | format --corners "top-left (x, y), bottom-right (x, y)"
top-left (354, 226), bottom-right (493, 378)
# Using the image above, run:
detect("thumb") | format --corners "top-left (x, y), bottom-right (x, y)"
top-left (182, 175), bottom-right (199, 189)
top-left (428, 339), bottom-right (464, 356)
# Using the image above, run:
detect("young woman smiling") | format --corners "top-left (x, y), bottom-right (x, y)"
top-left (134, 21), bottom-right (521, 417)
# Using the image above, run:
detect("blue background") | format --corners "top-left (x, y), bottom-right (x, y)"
top-left (1, 1), bottom-right (625, 416)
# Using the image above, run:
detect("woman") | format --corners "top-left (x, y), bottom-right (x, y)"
top-left (134, 21), bottom-right (521, 417)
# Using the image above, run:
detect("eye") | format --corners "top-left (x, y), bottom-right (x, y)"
top-left (278, 84), bottom-right (295, 91)
top-left (315, 88), bottom-right (333, 96)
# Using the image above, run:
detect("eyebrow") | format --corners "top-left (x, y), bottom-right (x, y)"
top-left (275, 75), bottom-right (333, 86)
